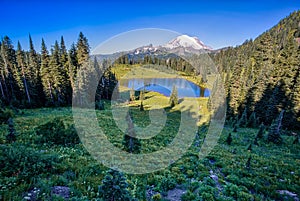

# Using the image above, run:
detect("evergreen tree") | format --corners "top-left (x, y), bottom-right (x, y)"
top-left (59, 36), bottom-right (68, 69)
top-left (245, 155), bottom-right (252, 170)
top-left (48, 41), bottom-right (66, 105)
top-left (130, 86), bottom-right (135, 102)
top-left (247, 143), bottom-right (252, 151)
top-left (268, 110), bottom-right (284, 144)
top-left (16, 41), bottom-right (31, 104)
top-left (247, 112), bottom-right (257, 128)
top-left (139, 89), bottom-right (144, 111)
top-left (140, 101), bottom-right (144, 111)
top-left (226, 133), bottom-right (232, 145)
top-left (98, 169), bottom-right (133, 201)
top-left (256, 123), bottom-right (265, 139)
top-left (293, 134), bottom-right (299, 145)
top-left (76, 32), bottom-right (90, 68)
top-left (67, 43), bottom-right (78, 89)
top-left (232, 125), bottom-right (238, 133)
top-left (238, 107), bottom-right (248, 127)
top-left (6, 117), bottom-right (16, 143)
top-left (0, 36), bottom-right (19, 102)
top-left (254, 137), bottom-right (259, 146)
top-left (169, 85), bottom-right (178, 107)
top-left (40, 39), bottom-right (54, 104)
top-left (28, 35), bottom-right (44, 106)
top-left (122, 112), bottom-right (141, 154)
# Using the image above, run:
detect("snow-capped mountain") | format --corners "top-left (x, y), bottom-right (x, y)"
top-left (93, 34), bottom-right (213, 60)
top-left (163, 35), bottom-right (212, 51)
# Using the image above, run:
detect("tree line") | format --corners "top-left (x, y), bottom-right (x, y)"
top-left (212, 11), bottom-right (300, 130)
top-left (0, 32), bottom-right (117, 108)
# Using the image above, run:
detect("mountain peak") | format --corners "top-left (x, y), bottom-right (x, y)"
top-left (164, 34), bottom-right (212, 51)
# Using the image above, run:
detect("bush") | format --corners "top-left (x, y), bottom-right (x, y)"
top-left (152, 193), bottom-right (162, 201)
top-left (35, 118), bottom-right (80, 146)
top-left (0, 108), bottom-right (14, 124)
top-left (98, 169), bottom-right (133, 201)
top-left (181, 190), bottom-right (197, 201)
top-left (158, 176), bottom-right (177, 193)
top-left (0, 144), bottom-right (59, 181)
top-left (6, 118), bottom-right (16, 143)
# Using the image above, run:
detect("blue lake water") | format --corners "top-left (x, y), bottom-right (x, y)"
top-left (119, 78), bottom-right (210, 98)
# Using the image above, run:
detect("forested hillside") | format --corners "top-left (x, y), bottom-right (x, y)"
top-left (212, 11), bottom-right (300, 130)
top-left (0, 11), bottom-right (299, 130)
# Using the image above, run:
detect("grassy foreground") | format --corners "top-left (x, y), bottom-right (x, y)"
top-left (0, 91), bottom-right (299, 200)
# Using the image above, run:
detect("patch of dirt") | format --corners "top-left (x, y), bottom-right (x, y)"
top-left (51, 186), bottom-right (70, 199)
top-left (165, 187), bottom-right (186, 201)
top-left (277, 190), bottom-right (299, 201)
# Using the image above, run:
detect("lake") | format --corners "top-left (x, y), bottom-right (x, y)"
top-left (119, 78), bottom-right (210, 98)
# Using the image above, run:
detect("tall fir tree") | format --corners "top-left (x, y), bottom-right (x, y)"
top-left (16, 41), bottom-right (31, 104)
top-left (122, 112), bottom-right (141, 154)
top-left (76, 32), bottom-right (90, 68)
top-left (169, 85), bottom-right (179, 107)
top-left (67, 43), bottom-right (78, 89)
top-left (268, 110), bottom-right (284, 144)
top-left (28, 35), bottom-right (44, 106)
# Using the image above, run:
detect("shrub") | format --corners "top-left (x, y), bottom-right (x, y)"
top-left (181, 190), bottom-right (197, 201)
top-left (0, 144), bottom-right (59, 181)
top-left (152, 193), bottom-right (162, 201)
top-left (35, 118), bottom-right (80, 146)
top-left (158, 176), bottom-right (177, 193)
top-left (200, 192), bottom-right (214, 201)
top-left (98, 169), bottom-right (133, 201)
top-left (0, 108), bottom-right (14, 124)
top-left (6, 118), bottom-right (16, 143)
top-left (226, 133), bottom-right (232, 145)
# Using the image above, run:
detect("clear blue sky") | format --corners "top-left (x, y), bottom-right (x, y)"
top-left (0, 0), bottom-right (299, 51)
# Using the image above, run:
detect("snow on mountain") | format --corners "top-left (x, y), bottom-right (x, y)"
top-left (163, 35), bottom-right (212, 50)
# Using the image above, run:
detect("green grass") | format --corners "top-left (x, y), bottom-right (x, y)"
top-left (0, 99), bottom-right (299, 200)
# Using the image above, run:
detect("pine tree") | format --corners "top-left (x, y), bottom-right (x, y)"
top-left (254, 137), bottom-right (259, 146)
top-left (16, 41), bottom-right (31, 104)
top-left (130, 86), bottom-right (135, 102)
top-left (0, 36), bottom-right (19, 102)
top-left (140, 101), bottom-right (144, 111)
top-left (256, 123), bottom-right (265, 139)
top-left (247, 112), bottom-right (257, 128)
top-left (49, 41), bottom-right (66, 105)
top-left (122, 112), bottom-right (141, 154)
top-left (247, 143), bottom-right (252, 151)
top-left (59, 36), bottom-right (68, 69)
top-left (40, 39), bottom-right (54, 104)
top-left (139, 89), bottom-right (144, 111)
top-left (268, 110), bottom-right (284, 144)
top-left (238, 107), bottom-right (248, 127)
top-left (232, 125), bottom-right (238, 133)
top-left (98, 169), bottom-right (133, 201)
top-left (245, 155), bottom-right (252, 170)
top-left (226, 133), bottom-right (232, 145)
top-left (293, 134), bottom-right (299, 145)
top-left (6, 117), bottom-right (16, 143)
top-left (169, 85), bottom-right (178, 107)
top-left (28, 35), bottom-right (44, 106)
top-left (67, 43), bottom-right (78, 89)
top-left (76, 32), bottom-right (90, 68)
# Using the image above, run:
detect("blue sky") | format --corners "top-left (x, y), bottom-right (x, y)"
top-left (1, 0), bottom-right (299, 51)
